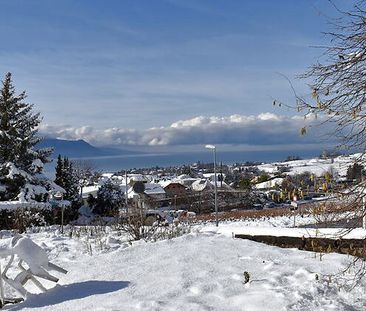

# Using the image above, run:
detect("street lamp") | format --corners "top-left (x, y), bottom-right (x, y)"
top-left (125, 170), bottom-right (129, 214)
top-left (205, 144), bottom-right (218, 227)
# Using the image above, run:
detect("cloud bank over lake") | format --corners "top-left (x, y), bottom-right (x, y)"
top-left (39, 113), bottom-right (330, 148)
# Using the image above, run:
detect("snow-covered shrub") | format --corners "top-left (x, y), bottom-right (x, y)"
top-left (67, 224), bottom-right (111, 255)
top-left (0, 206), bottom-right (53, 232)
top-left (115, 208), bottom-right (191, 242)
top-left (114, 209), bottom-right (155, 241)
top-left (149, 223), bottom-right (191, 242)
top-left (12, 208), bottom-right (48, 232)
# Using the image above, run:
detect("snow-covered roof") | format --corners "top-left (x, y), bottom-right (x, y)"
top-left (176, 174), bottom-right (191, 180)
top-left (82, 185), bottom-right (100, 198)
top-left (175, 178), bottom-right (198, 186)
top-left (255, 178), bottom-right (284, 190)
top-left (191, 179), bottom-right (214, 192)
top-left (256, 163), bottom-right (279, 174)
top-left (159, 180), bottom-right (187, 189)
top-left (210, 180), bottom-right (232, 190)
top-left (158, 180), bottom-right (172, 188)
top-left (144, 183), bottom-right (166, 195)
top-left (203, 173), bottom-right (226, 181)
top-left (102, 173), bottom-right (114, 178)
top-left (128, 183), bottom-right (166, 198)
top-left (128, 174), bottom-right (147, 181)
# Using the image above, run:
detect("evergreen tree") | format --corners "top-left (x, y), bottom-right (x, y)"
top-left (64, 160), bottom-right (79, 202)
top-left (54, 154), bottom-right (64, 187)
top-left (54, 155), bottom-right (79, 202)
top-left (0, 72), bottom-right (53, 201)
top-left (94, 181), bottom-right (124, 215)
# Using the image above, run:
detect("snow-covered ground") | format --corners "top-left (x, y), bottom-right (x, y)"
top-left (1, 215), bottom-right (366, 310)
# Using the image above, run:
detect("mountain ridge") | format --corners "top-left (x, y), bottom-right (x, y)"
top-left (37, 138), bottom-right (137, 158)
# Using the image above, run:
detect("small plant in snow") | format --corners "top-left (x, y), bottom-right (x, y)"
top-left (243, 271), bottom-right (250, 284)
top-left (150, 223), bottom-right (191, 242)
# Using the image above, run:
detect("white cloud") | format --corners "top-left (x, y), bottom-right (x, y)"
top-left (39, 113), bottom-right (329, 147)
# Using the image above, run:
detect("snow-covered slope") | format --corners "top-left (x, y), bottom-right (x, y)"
top-left (2, 219), bottom-right (365, 311)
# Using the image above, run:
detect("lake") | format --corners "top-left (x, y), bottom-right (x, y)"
top-left (44, 149), bottom-right (322, 176)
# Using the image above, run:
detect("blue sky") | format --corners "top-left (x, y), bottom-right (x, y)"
top-left (0, 0), bottom-right (350, 149)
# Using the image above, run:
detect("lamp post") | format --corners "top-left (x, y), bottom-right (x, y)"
top-left (125, 170), bottom-right (129, 214)
top-left (362, 170), bottom-right (366, 230)
top-left (205, 144), bottom-right (218, 227)
top-left (0, 263), bottom-right (4, 307)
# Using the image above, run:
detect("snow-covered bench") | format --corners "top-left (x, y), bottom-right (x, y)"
top-left (0, 235), bottom-right (67, 304)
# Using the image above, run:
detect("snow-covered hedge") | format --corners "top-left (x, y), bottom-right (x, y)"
top-left (0, 201), bottom-right (77, 231)
top-left (0, 201), bottom-right (51, 211)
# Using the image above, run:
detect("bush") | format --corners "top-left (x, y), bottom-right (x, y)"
top-left (115, 208), bottom-right (191, 242)
top-left (0, 207), bottom-right (53, 232)
top-left (347, 163), bottom-right (364, 182)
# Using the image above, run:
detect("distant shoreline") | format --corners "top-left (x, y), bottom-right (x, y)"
top-left (44, 149), bottom-right (328, 176)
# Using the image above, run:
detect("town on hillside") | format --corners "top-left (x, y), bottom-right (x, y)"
top-left (1, 1), bottom-right (366, 309)
top-left (75, 151), bottom-right (364, 224)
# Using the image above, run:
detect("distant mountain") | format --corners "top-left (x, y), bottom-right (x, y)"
top-left (37, 138), bottom-right (136, 158)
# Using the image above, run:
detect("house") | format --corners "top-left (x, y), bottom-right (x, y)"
top-left (128, 183), bottom-right (166, 209)
top-left (175, 175), bottom-right (198, 187)
top-left (159, 180), bottom-right (189, 198)
top-left (144, 183), bottom-right (166, 200)
top-left (128, 174), bottom-right (148, 185)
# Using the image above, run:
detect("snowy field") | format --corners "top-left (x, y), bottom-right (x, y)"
top-left (257, 153), bottom-right (363, 178)
top-left (1, 215), bottom-right (366, 311)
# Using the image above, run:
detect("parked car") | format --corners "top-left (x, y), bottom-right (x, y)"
top-left (264, 202), bottom-right (276, 209)
top-left (253, 204), bottom-right (263, 210)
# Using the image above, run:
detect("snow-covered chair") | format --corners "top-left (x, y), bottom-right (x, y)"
top-left (0, 235), bottom-right (67, 301)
